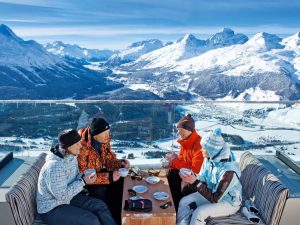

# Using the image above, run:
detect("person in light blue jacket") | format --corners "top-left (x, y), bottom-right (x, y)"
top-left (176, 128), bottom-right (242, 225)
top-left (36, 129), bottom-right (117, 225)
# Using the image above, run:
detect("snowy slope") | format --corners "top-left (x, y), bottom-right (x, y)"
top-left (105, 39), bottom-right (163, 66)
top-left (133, 28), bottom-right (248, 69)
top-left (282, 32), bottom-right (300, 50)
top-left (0, 24), bottom-right (62, 68)
top-left (172, 32), bottom-right (300, 83)
top-left (246, 32), bottom-right (283, 51)
top-left (167, 32), bottom-right (300, 100)
top-left (2, 22), bottom-right (300, 101)
top-left (44, 41), bottom-right (117, 61)
top-left (0, 24), bottom-right (122, 99)
top-left (79, 28), bottom-right (300, 100)
top-left (218, 87), bottom-right (281, 101)
top-left (282, 32), bottom-right (300, 80)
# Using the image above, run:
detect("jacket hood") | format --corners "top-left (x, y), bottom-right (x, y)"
top-left (46, 144), bottom-right (75, 163)
top-left (208, 144), bottom-right (240, 177)
top-left (211, 143), bottom-right (231, 162)
top-left (79, 127), bottom-right (93, 147)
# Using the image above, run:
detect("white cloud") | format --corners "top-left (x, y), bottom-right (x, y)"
top-left (0, 18), bottom-right (39, 23)
top-left (13, 25), bottom-right (300, 38)
top-left (0, 0), bottom-right (65, 7)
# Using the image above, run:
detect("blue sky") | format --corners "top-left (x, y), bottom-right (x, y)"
top-left (1, 0), bottom-right (300, 49)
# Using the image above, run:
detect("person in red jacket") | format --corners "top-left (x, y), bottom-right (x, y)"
top-left (164, 114), bottom-right (204, 211)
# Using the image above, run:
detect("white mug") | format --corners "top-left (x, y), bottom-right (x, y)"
top-left (84, 169), bottom-right (96, 179)
top-left (180, 168), bottom-right (192, 175)
top-left (119, 168), bottom-right (129, 177)
top-left (161, 158), bottom-right (169, 167)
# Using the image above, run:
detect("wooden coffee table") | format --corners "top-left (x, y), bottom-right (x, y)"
top-left (121, 169), bottom-right (176, 225)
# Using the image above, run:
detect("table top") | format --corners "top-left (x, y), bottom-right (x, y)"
top-left (121, 169), bottom-right (176, 216)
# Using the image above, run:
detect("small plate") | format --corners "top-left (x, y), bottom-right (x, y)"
top-left (129, 196), bottom-right (144, 200)
top-left (132, 185), bottom-right (148, 193)
top-left (153, 192), bottom-right (169, 201)
top-left (145, 176), bottom-right (160, 184)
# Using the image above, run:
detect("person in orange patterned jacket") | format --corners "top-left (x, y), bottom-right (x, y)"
top-left (77, 117), bottom-right (130, 225)
top-left (164, 114), bottom-right (204, 211)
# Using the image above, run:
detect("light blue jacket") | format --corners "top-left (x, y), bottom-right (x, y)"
top-left (197, 144), bottom-right (242, 206)
top-left (36, 149), bottom-right (85, 214)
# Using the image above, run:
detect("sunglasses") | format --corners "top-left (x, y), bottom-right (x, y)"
top-left (148, 168), bottom-right (161, 176)
top-left (128, 189), bottom-right (137, 196)
top-left (160, 201), bottom-right (172, 209)
top-left (130, 166), bottom-right (141, 175)
top-left (129, 168), bottom-right (144, 180)
top-left (130, 174), bottom-right (143, 180)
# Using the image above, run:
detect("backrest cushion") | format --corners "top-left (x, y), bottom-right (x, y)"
top-left (6, 153), bottom-right (46, 225)
top-left (239, 152), bottom-right (288, 225)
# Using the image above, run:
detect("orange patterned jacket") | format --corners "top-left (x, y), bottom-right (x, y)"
top-left (77, 127), bottom-right (122, 185)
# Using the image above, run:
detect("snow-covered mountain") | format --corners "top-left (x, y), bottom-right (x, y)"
top-left (105, 39), bottom-right (163, 67)
top-left (131, 28), bottom-right (248, 69)
top-left (0, 24), bottom-right (122, 99)
top-left (44, 41), bottom-right (117, 61)
top-left (106, 30), bottom-right (300, 100)
top-left (0, 24), bottom-right (61, 68)
top-left (1, 23), bottom-right (300, 101)
top-left (282, 32), bottom-right (300, 50)
top-left (245, 32), bottom-right (283, 51)
top-left (173, 32), bottom-right (286, 75)
top-left (207, 28), bottom-right (249, 48)
top-left (282, 33), bottom-right (300, 93)
top-left (163, 32), bottom-right (295, 99)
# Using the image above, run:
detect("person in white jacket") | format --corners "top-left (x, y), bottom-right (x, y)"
top-left (176, 128), bottom-right (242, 225)
top-left (36, 129), bottom-right (117, 225)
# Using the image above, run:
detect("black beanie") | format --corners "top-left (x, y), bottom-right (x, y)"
top-left (90, 118), bottom-right (110, 136)
top-left (176, 114), bottom-right (195, 132)
top-left (58, 129), bottom-right (81, 149)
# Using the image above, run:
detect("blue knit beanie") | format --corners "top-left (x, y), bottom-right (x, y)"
top-left (200, 128), bottom-right (225, 158)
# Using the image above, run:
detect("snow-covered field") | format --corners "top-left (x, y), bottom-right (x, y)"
top-left (179, 103), bottom-right (300, 160)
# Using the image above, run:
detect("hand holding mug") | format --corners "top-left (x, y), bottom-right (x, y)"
top-left (161, 157), bottom-right (170, 168)
top-left (179, 170), bottom-right (196, 184)
top-left (165, 152), bottom-right (177, 162)
top-left (83, 173), bottom-right (96, 184)
top-left (119, 168), bottom-right (129, 177)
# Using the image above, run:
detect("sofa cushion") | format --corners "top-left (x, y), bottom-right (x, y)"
top-left (206, 212), bottom-right (266, 225)
top-left (5, 153), bottom-right (46, 225)
top-left (206, 152), bottom-right (288, 225)
top-left (239, 152), bottom-right (288, 225)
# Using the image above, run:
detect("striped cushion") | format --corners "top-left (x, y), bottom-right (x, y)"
top-left (5, 153), bottom-right (47, 225)
top-left (206, 151), bottom-right (288, 225)
top-left (206, 212), bottom-right (266, 225)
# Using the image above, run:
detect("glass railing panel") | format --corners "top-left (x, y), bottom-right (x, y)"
top-left (177, 102), bottom-right (300, 161)
top-left (0, 101), bottom-right (299, 165)
top-left (0, 102), bottom-right (180, 166)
